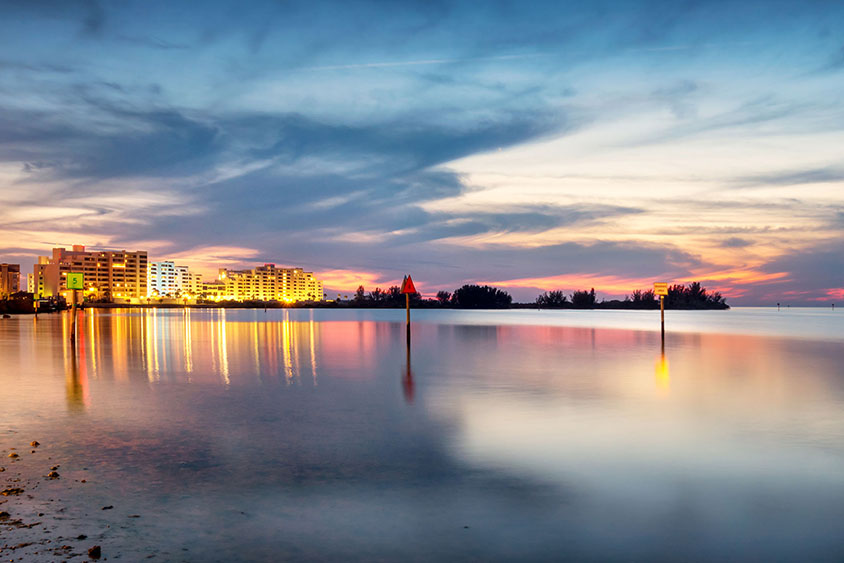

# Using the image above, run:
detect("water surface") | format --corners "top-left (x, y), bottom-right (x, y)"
top-left (1, 307), bottom-right (843, 561)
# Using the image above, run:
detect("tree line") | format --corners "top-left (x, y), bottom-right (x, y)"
top-left (338, 281), bottom-right (727, 310)
top-left (346, 284), bottom-right (513, 309)
top-left (535, 281), bottom-right (728, 309)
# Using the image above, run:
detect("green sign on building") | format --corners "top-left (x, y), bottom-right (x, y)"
top-left (67, 272), bottom-right (84, 290)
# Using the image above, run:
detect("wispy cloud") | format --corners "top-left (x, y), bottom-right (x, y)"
top-left (301, 52), bottom-right (554, 71)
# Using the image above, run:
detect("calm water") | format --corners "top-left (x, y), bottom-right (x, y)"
top-left (2, 307), bottom-right (844, 561)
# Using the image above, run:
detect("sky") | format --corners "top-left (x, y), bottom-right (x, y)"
top-left (0, 0), bottom-right (842, 305)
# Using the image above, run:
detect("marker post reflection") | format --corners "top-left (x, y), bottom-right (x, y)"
top-left (402, 337), bottom-right (414, 404)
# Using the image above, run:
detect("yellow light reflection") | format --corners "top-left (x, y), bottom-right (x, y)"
top-left (184, 308), bottom-right (193, 377)
top-left (282, 310), bottom-right (294, 383)
top-left (309, 311), bottom-right (318, 386)
top-left (64, 339), bottom-right (88, 412)
top-left (655, 353), bottom-right (670, 394)
top-left (218, 309), bottom-right (230, 385)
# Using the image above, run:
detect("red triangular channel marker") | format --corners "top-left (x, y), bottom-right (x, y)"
top-left (401, 275), bottom-right (417, 294)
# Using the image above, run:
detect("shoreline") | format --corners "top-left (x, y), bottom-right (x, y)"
top-left (1, 438), bottom-right (110, 561)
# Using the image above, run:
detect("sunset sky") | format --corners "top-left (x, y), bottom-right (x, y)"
top-left (1, 1), bottom-right (842, 304)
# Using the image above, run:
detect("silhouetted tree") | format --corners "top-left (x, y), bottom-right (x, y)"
top-left (536, 290), bottom-right (568, 308)
top-left (436, 290), bottom-right (452, 305)
top-left (664, 282), bottom-right (728, 309)
top-left (571, 288), bottom-right (596, 309)
top-left (354, 285), bottom-right (366, 303)
top-left (628, 289), bottom-right (657, 308)
top-left (451, 284), bottom-right (512, 309)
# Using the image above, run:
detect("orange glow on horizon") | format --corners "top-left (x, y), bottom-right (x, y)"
top-left (315, 269), bottom-right (401, 292)
top-left (163, 245), bottom-right (263, 278)
top-left (824, 288), bottom-right (844, 300)
top-left (487, 265), bottom-right (792, 300)
top-left (483, 273), bottom-right (661, 296)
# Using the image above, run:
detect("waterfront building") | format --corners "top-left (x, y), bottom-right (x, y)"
top-left (209, 264), bottom-right (323, 302)
top-left (0, 264), bottom-right (20, 298)
top-left (31, 245), bottom-right (148, 302)
top-left (148, 261), bottom-right (202, 297)
top-left (200, 280), bottom-right (226, 300)
top-left (26, 273), bottom-right (35, 294)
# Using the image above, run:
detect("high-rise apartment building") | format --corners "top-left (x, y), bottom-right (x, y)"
top-left (0, 264), bottom-right (20, 298)
top-left (31, 245), bottom-right (148, 302)
top-left (148, 261), bottom-right (201, 297)
top-left (211, 264), bottom-right (323, 302)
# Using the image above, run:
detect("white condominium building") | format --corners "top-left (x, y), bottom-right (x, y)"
top-left (148, 261), bottom-right (201, 297)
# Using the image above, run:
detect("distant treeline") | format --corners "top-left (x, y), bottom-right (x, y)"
top-left (326, 281), bottom-right (728, 310)
top-left (535, 282), bottom-right (728, 310)
top-left (339, 284), bottom-right (513, 309)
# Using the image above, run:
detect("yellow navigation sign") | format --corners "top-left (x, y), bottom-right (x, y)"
top-left (654, 281), bottom-right (669, 348)
top-left (67, 272), bottom-right (84, 290)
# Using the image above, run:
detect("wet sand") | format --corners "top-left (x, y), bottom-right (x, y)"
top-left (1, 435), bottom-right (136, 562)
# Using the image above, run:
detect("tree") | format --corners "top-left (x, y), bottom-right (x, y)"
top-left (536, 290), bottom-right (568, 308)
top-left (387, 286), bottom-right (402, 306)
top-left (664, 282), bottom-right (728, 309)
top-left (630, 289), bottom-right (657, 308)
top-left (436, 290), bottom-right (452, 305)
top-left (354, 285), bottom-right (366, 303)
top-left (571, 288), bottom-right (596, 309)
top-left (451, 284), bottom-right (512, 309)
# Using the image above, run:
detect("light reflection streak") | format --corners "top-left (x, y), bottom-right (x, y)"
top-left (252, 318), bottom-right (260, 382)
top-left (144, 310), bottom-right (156, 381)
top-left (218, 309), bottom-right (230, 385)
top-left (184, 308), bottom-right (193, 377)
top-left (64, 337), bottom-right (88, 412)
top-left (309, 311), bottom-right (318, 386)
top-left (87, 311), bottom-right (97, 374)
top-left (282, 310), bottom-right (294, 383)
top-left (655, 353), bottom-right (670, 395)
top-left (45, 310), bottom-right (379, 387)
top-left (152, 308), bottom-right (160, 381)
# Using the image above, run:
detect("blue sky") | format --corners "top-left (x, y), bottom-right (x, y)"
top-left (1, 0), bottom-right (843, 303)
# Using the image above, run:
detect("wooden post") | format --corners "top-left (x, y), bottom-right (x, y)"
top-left (70, 289), bottom-right (77, 344)
top-left (400, 274), bottom-right (416, 347)
top-left (660, 294), bottom-right (665, 348)
top-left (406, 292), bottom-right (411, 346)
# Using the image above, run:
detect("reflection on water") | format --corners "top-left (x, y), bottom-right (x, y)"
top-left (53, 309), bottom-right (328, 387)
top-left (2, 308), bottom-right (844, 561)
top-left (403, 340), bottom-right (414, 404)
top-left (655, 352), bottom-right (670, 393)
top-left (64, 339), bottom-right (88, 412)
